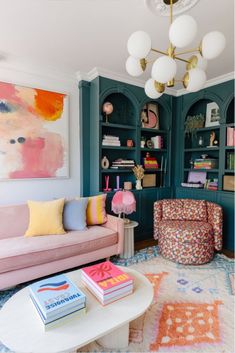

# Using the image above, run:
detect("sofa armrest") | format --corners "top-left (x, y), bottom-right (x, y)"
top-left (153, 200), bottom-right (163, 240)
top-left (207, 201), bottom-right (223, 251)
top-left (103, 215), bottom-right (125, 254)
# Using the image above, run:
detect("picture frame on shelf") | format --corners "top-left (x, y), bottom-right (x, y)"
top-left (205, 102), bottom-right (220, 127)
top-left (141, 103), bottom-right (159, 129)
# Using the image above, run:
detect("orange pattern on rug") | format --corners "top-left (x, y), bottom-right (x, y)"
top-left (129, 272), bottom-right (168, 343)
top-left (150, 300), bottom-right (223, 351)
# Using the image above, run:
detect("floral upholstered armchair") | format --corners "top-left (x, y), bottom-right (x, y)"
top-left (154, 199), bottom-right (223, 265)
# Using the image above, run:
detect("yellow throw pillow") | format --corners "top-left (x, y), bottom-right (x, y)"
top-left (25, 199), bottom-right (66, 237)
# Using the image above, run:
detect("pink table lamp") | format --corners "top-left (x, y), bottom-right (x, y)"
top-left (111, 190), bottom-right (136, 223)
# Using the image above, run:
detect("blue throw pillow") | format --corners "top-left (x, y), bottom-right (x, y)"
top-left (63, 199), bottom-right (88, 231)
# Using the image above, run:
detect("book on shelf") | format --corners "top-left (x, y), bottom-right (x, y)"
top-left (204, 178), bottom-right (218, 191)
top-left (226, 127), bottom-right (235, 146)
top-left (103, 135), bottom-right (119, 141)
top-left (29, 274), bottom-right (86, 328)
top-left (193, 158), bottom-right (218, 169)
top-left (227, 152), bottom-right (235, 170)
top-left (81, 261), bottom-right (134, 305)
top-left (111, 159), bottom-right (135, 169)
top-left (143, 157), bottom-right (159, 169)
top-left (102, 134), bottom-right (120, 146)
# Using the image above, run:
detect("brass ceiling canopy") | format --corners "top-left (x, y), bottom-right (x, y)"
top-left (145, 0), bottom-right (200, 17)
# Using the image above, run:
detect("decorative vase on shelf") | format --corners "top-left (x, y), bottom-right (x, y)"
top-left (136, 179), bottom-right (142, 190)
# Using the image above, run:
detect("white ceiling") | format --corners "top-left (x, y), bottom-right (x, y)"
top-left (0, 0), bottom-right (234, 84)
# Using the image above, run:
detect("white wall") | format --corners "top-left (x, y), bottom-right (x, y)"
top-left (0, 61), bottom-right (80, 204)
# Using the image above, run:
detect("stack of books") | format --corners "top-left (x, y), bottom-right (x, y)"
top-left (143, 157), bottom-right (158, 169)
top-left (194, 158), bottom-right (218, 169)
top-left (227, 152), bottom-right (234, 170)
top-left (29, 274), bottom-right (86, 330)
top-left (102, 135), bottom-right (120, 146)
top-left (227, 127), bottom-right (235, 146)
top-left (205, 178), bottom-right (218, 191)
top-left (111, 158), bottom-right (135, 169)
top-left (81, 261), bottom-right (134, 305)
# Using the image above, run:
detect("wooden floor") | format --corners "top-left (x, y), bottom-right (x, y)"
top-left (135, 239), bottom-right (235, 259)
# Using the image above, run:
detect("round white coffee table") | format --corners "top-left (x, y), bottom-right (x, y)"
top-left (120, 221), bottom-right (138, 259)
top-left (0, 267), bottom-right (153, 353)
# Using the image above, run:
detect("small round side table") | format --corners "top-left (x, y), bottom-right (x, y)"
top-left (120, 221), bottom-right (138, 259)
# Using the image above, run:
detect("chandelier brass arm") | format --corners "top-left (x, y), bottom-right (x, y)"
top-left (174, 47), bottom-right (200, 56)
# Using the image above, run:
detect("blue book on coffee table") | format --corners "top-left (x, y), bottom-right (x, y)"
top-left (29, 274), bottom-right (86, 320)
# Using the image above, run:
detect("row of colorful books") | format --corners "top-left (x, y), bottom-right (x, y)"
top-left (143, 157), bottom-right (159, 169)
top-left (204, 178), bottom-right (218, 191)
top-left (29, 261), bottom-right (133, 330)
top-left (193, 158), bottom-right (218, 169)
top-left (227, 127), bottom-right (235, 146)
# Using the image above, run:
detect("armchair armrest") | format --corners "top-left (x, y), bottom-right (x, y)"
top-left (153, 200), bottom-right (163, 240)
top-left (207, 201), bottom-right (223, 251)
top-left (103, 214), bottom-right (125, 254)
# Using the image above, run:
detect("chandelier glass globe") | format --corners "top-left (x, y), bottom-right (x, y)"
top-left (125, 0), bottom-right (225, 99)
top-left (151, 56), bottom-right (177, 84)
top-left (127, 31), bottom-right (151, 59)
top-left (125, 56), bottom-right (145, 77)
top-left (144, 79), bottom-right (164, 99)
top-left (183, 68), bottom-right (207, 92)
top-left (201, 31), bottom-right (226, 60)
top-left (169, 15), bottom-right (197, 48)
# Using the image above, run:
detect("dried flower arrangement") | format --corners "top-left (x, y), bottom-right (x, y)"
top-left (132, 165), bottom-right (145, 180)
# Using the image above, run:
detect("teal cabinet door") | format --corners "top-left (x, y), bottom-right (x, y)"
top-left (217, 192), bottom-right (234, 251)
top-left (138, 188), bottom-right (159, 241)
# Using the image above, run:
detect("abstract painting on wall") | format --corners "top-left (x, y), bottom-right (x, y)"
top-left (0, 81), bottom-right (69, 179)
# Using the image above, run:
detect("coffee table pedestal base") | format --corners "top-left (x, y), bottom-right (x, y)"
top-left (97, 323), bottom-right (129, 349)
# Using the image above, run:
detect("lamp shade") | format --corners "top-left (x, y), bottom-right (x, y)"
top-left (144, 78), bottom-right (164, 99)
top-left (184, 68), bottom-right (206, 92)
top-left (125, 56), bottom-right (144, 77)
top-left (127, 31), bottom-right (151, 59)
top-left (151, 56), bottom-right (177, 84)
top-left (111, 190), bottom-right (136, 215)
top-left (201, 31), bottom-right (226, 60)
top-left (169, 15), bottom-right (197, 48)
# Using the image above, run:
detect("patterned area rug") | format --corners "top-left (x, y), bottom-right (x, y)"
top-left (0, 246), bottom-right (234, 353)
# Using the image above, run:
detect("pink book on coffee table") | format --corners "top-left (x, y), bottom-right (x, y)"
top-left (81, 261), bottom-right (133, 294)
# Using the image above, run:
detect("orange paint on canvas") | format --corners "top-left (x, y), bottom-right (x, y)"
top-left (34, 89), bottom-right (66, 121)
top-left (150, 300), bottom-right (222, 351)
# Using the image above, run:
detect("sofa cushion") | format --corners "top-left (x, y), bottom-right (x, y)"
top-left (182, 199), bottom-right (207, 222)
top-left (0, 204), bottom-right (29, 240)
top-left (63, 199), bottom-right (88, 231)
top-left (0, 226), bottom-right (118, 274)
top-left (158, 220), bottom-right (213, 244)
top-left (25, 199), bottom-right (65, 237)
top-left (162, 200), bottom-right (184, 220)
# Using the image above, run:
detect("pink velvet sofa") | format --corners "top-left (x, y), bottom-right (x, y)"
top-left (0, 203), bottom-right (124, 290)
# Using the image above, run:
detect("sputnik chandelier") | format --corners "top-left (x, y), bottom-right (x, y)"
top-left (126, 0), bottom-right (226, 98)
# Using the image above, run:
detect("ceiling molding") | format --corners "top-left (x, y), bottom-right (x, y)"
top-left (76, 68), bottom-right (234, 97)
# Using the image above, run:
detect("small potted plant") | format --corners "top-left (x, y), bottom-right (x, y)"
top-left (184, 114), bottom-right (205, 137)
top-left (132, 165), bottom-right (145, 190)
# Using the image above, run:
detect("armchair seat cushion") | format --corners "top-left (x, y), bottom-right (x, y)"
top-left (159, 220), bottom-right (213, 244)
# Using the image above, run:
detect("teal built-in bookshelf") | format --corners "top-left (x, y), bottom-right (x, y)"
top-left (79, 77), bottom-right (234, 251)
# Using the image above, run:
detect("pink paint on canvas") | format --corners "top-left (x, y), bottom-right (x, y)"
top-left (0, 81), bottom-right (68, 179)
